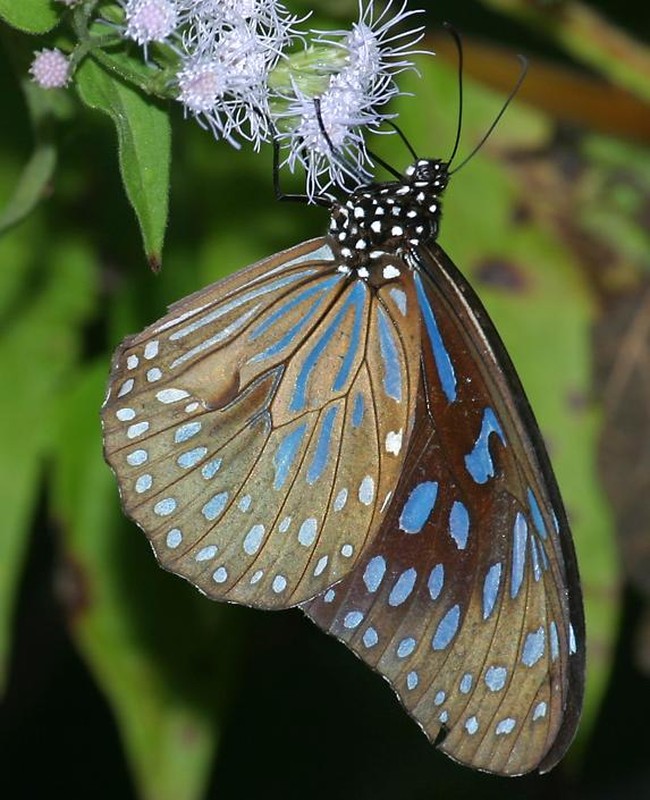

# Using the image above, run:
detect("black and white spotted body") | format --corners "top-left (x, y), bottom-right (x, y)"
top-left (327, 159), bottom-right (449, 279)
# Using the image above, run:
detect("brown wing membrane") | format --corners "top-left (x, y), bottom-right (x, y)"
top-left (302, 244), bottom-right (584, 775)
top-left (102, 239), bottom-right (422, 608)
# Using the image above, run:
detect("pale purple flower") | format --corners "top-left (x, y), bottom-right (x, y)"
top-left (278, 0), bottom-right (425, 197)
top-left (123, 0), bottom-right (179, 47)
top-left (29, 48), bottom-right (71, 89)
top-left (174, 1), bottom-right (300, 148)
top-left (324, 0), bottom-right (425, 87)
top-left (277, 75), bottom-right (377, 197)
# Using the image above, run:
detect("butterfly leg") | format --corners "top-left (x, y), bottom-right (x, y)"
top-left (272, 137), bottom-right (332, 208)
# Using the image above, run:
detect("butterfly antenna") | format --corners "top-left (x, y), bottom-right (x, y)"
top-left (365, 147), bottom-right (404, 181)
top-left (385, 120), bottom-right (419, 161)
top-left (443, 21), bottom-right (464, 168)
top-left (449, 54), bottom-right (529, 175)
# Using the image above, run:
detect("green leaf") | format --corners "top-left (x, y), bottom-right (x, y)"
top-left (0, 233), bottom-right (96, 692)
top-left (0, 140), bottom-right (55, 233)
top-left (52, 363), bottom-right (240, 800)
top-left (76, 58), bottom-right (170, 267)
top-left (0, 0), bottom-right (59, 34)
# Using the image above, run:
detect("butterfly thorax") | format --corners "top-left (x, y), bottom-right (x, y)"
top-left (327, 158), bottom-right (449, 280)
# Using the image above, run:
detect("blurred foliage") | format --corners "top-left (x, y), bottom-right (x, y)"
top-left (1, 1), bottom-right (649, 799)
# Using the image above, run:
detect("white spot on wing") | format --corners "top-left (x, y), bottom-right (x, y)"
top-left (358, 475), bottom-right (375, 506)
top-left (385, 429), bottom-right (403, 454)
top-left (156, 388), bottom-right (190, 404)
top-left (144, 340), bottom-right (159, 359)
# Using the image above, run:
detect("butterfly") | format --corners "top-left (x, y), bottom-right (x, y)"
top-left (101, 134), bottom-right (585, 776)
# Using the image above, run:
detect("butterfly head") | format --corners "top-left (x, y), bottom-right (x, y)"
top-left (328, 158), bottom-right (449, 279)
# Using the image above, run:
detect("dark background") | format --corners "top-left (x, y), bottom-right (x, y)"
top-left (1, 1), bottom-right (649, 797)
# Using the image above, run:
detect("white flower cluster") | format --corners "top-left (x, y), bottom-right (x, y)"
top-left (278, 0), bottom-right (424, 195)
top-left (31, 0), bottom-right (426, 198)
top-left (174, 0), bottom-right (299, 147)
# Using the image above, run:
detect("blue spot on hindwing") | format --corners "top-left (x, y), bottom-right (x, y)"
top-left (449, 500), bottom-right (470, 549)
top-left (464, 407), bottom-right (506, 484)
top-left (522, 626), bottom-right (545, 666)
top-left (432, 605), bottom-right (461, 650)
top-left (273, 424), bottom-right (307, 490)
top-left (414, 272), bottom-right (457, 402)
top-left (399, 481), bottom-right (439, 533)
top-left (427, 564), bottom-right (444, 600)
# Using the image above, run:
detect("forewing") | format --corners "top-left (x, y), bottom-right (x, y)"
top-left (302, 244), bottom-right (585, 775)
top-left (102, 239), bottom-right (422, 608)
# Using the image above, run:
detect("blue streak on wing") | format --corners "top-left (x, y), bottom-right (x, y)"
top-left (414, 271), bottom-right (457, 403)
top-left (482, 562), bottom-right (502, 620)
top-left (530, 535), bottom-right (542, 581)
top-left (351, 393), bottom-right (365, 428)
top-left (249, 276), bottom-right (342, 363)
top-left (527, 488), bottom-right (548, 540)
top-left (273, 423), bottom-right (308, 490)
top-left (376, 306), bottom-right (402, 402)
top-left (464, 407), bottom-right (507, 484)
top-left (307, 406), bottom-right (339, 485)
top-left (290, 282), bottom-right (366, 412)
top-left (510, 512), bottom-right (528, 599)
top-left (332, 282), bottom-right (366, 392)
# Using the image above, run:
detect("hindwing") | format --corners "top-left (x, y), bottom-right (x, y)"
top-left (302, 244), bottom-right (585, 775)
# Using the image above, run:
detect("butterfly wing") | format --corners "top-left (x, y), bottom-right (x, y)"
top-left (102, 238), bottom-right (423, 608)
top-left (302, 243), bottom-right (585, 775)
